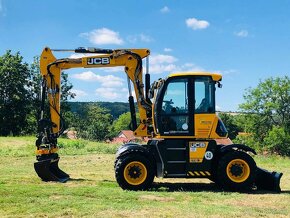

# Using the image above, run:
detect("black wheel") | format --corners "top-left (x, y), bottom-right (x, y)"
top-left (115, 153), bottom-right (154, 191)
top-left (217, 151), bottom-right (256, 191)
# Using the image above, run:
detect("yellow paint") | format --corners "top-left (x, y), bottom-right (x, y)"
top-left (194, 171), bottom-right (201, 176)
top-left (169, 72), bottom-right (222, 81)
top-left (226, 159), bottom-right (250, 183)
top-left (200, 171), bottom-right (206, 176)
top-left (194, 114), bottom-right (215, 138)
top-left (188, 171), bottom-right (194, 176)
top-left (205, 171), bottom-right (211, 176)
top-left (189, 141), bottom-right (208, 163)
top-left (123, 161), bottom-right (147, 185)
top-left (36, 147), bottom-right (58, 155)
top-left (188, 171), bottom-right (211, 177)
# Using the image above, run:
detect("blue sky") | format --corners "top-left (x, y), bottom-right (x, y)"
top-left (0, 0), bottom-right (289, 111)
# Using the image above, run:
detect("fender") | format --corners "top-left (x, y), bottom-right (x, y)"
top-left (116, 143), bottom-right (152, 160)
top-left (219, 143), bottom-right (257, 155)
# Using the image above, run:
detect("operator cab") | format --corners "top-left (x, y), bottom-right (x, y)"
top-left (152, 72), bottom-right (226, 138)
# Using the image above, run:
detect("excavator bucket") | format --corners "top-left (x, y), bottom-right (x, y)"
top-left (255, 167), bottom-right (283, 192)
top-left (34, 157), bottom-right (70, 183)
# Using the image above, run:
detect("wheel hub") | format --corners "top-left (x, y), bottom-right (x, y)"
top-left (128, 165), bottom-right (142, 179)
top-left (226, 158), bottom-right (250, 183)
top-left (123, 161), bottom-right (148, 186)
top-left (230, 163), bottom-right (243, 177)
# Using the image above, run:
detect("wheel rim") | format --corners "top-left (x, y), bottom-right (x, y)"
top-left (226, 159), bottom-right (250, 183)
top-left (124, 161), bottom-right (147, 185)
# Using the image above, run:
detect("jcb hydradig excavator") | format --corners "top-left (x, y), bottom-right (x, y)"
top-left (34, 47), bottom-right (283, 192)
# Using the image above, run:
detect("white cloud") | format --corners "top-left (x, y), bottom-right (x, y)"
top-left (149, 62), bottom-right (204, 74)
top-left (140, 34), bottom-right (153, 42)
top-left (164, 48), bottom-right (172, 52)
top-left (160, 6), bottom-right (170, 13)
top-left (95, 87), bottom-right (127, 100)
top-left (71, 89), bottom-right (88, 97)
top-left (235, 30), bottom-right (248, 38)
top-left (216, 105), bottom-right (222, 111)
top-left (127, 34), bottom-right (153, 43)
top-left (147, 54), bottom-right (178, 73)
top-left (69, 53), bottom-right (94, 59)
top-left (101, 66), bottom-right (124, 73)
top-left (150, 54), bottom-right (178, 65)
top-left (72, 71), bottom-right (124, 87)
top-left (80, 28), bottom-right (124, 45)
top-left (145, 53), bottom-right (205, 74)
top-left (181, 63), bottom-right (205, 72)
top-left (221, 69), bottom-right (238, 75)
top-left (186, 17), bottom-right (210, 30)
top-left (150, 64), bottom-right (178, 73)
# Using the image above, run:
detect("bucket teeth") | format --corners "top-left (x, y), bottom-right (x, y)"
top-left (34, 156), bottom-right (69, 183)
top-left (255, 167), bottom-right (283, 193)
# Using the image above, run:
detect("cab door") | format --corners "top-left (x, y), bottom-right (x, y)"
top-left (155, 77), bottom-right (194, 136)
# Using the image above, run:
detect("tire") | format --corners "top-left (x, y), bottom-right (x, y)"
top-left (115, 153), bottom-right (155, 191)
top-left (217, 151), bottom-right (256, 192)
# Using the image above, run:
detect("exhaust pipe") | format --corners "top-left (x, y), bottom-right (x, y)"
top-left (255, 167), bottom-right (283, 192)
top-left (34, 153), bottom-right (70, 183)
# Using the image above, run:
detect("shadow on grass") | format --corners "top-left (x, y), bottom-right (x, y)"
top-left (68, 178), bottom-right (93, 182)
top-left (90, 179), bottom-right (287, 194)
top-left (252, 189), bottom-right (290, 195)
top-left (150, 182), bottom-right (221, 192)
top-left (151, 182), bottom-right (286, 194)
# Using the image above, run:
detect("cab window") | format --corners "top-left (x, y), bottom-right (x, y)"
top-left (194, 77), bottom-right (215, 113)
top-left (160, 78), bottom-right (189, 134)
top-left (161, 79), bottom-right (188, 114)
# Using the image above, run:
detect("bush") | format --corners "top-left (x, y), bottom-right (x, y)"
top-left (234, 134), bottom-right (261, 152)
top-left (264, 126), bottom-right (290, 156)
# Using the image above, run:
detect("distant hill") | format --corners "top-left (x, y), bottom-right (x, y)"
top-left (68, 102), bottom-right (133, 120)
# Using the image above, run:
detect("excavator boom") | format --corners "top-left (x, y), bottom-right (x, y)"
top-left (35, 47), bottom-right (152, 182)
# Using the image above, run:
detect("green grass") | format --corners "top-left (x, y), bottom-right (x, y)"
top-left (0, 136), bottom-right (289, 217)
top-left (0, 136), bottom-right (119, 157)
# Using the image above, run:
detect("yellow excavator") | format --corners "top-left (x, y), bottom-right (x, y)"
top-left (34, 47), bottom-right (283, 192)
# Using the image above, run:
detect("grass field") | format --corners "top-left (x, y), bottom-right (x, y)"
top-left (0, 136), bottom-right (289, 217)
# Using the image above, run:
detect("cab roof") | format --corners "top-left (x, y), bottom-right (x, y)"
top-left (168, 72), bottom-right (222, 81)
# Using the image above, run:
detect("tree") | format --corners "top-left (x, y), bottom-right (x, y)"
top-left (239, 76), bottom-right (290, 155)
top-left (75, 104), bottom-right (113, 141)
top-left (218, 113), bottom-right (242, 140)
top-left (0, 51), bottom-right (32, 136)
top-left (0, 50), bottom-right (31, 136)
top-left (108, 112), bottom-right (141, 138)
top-left (264, 126), bottom-right (290, 156)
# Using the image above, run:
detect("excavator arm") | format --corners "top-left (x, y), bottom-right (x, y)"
top-left (34, 47), bottom-right (152, 182)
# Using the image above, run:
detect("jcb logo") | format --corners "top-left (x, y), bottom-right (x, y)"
top-left (87, 57), bottom-right (110, 65)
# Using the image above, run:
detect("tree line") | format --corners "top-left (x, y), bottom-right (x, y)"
top-left (0, 50), bottom-right (289, 155)
top-left (0, 51), bottom-right (133, 141)
top-left (219, 76), bottom-right (289, 156)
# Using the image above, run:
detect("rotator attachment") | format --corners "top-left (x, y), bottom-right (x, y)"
top-left (34, 150), bottom-right (70, 183)
top-left (255, 167), bottom-right (283, 192)
top-left (34, 119), bottom-right (69, 182)
top-left (34, 122), bottom-right (70, 182)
